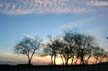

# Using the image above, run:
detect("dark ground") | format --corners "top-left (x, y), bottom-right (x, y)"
top-left (0, 62), bottom-right (108, 71)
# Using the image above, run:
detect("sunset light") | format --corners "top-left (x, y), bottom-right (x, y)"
top-left (0, 0), bottom-right (108, 66)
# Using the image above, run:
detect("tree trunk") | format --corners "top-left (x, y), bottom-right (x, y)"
top-left (80, 56), bottom-right (84, 64)
top-left (85, 55), bottom-right (91, 64)
top-left (27, 55), bottom-right (31, 65)
top-left (80, 49), bottom-right (84, 65)
top-left (28, 59), bottom-right (31, 65)
top-left (74, 58), bottom-right (78, 64)
top-left (60, 55), bottom-right (64, 65)
top-left (54, 56), bottom-right (56, 65)
top-left (65, 58), bottom-right (68, 65)
top-left (51, 55), bottom-right (53, 65)
top-left (95, 56), bottom-right (99, 64)
top-left (71, 57), bottom-right (74, 65)
top-left (28, 49), bottom-right (35, 65)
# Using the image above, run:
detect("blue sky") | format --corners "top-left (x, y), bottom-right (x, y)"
top-left (0, 0), bottom-right (108, 64)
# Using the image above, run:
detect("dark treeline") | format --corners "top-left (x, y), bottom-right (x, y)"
top-left (14, 29), bottom-right (108, 65)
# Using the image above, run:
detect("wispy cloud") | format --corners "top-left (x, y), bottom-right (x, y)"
top-left (0, 0), bottom-right (108, 15)
top-left (87, 0), bottom-right (108, 6)
top-left (57, 16), bottom-right (95, 32)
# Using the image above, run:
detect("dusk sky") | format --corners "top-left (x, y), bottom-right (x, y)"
top-left (0, 0), bottom-right (108, 65)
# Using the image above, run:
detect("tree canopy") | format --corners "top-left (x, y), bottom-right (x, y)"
top-left (14, 30), bottom-right (108, 65)
top-left (14, 36), bottom-right (42, 65)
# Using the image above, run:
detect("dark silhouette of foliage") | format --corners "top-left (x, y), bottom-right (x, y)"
top-left (44, 36), bottom-right (64, 65)
top-left (62, 30), bottom-right (98, 65)
top-left (63, 30), bottom-right (78, 65)
top-left (14, 30), bottom-right (108, 65)
top-left (14, 36), bottom-right (42, 65)
top-left (92, 46), bottom-right (108, 63)
top-left (42, 30), bottom-right (108, 65)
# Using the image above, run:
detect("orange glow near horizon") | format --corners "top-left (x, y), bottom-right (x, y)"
top-left (1, 54), bottom-right (108, 65)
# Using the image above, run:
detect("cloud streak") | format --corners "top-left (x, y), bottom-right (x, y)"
top-left (87, 0), bottom-right (108, 6)
top-left (0, 0), bottom-right (108, 15)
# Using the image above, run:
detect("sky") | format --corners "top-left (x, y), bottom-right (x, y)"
top-left (0, 0), bottom-right (108, 65)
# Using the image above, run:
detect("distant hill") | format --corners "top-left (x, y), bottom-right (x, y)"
top-left (0, 61), bottom-right (18, 65)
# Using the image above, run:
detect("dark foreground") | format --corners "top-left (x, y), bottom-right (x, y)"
top-left (0, 62), bottom-right (108, 71)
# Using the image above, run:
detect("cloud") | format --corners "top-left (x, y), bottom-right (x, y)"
top-left (24, 34), bottom-right (35, 39)
top-left (87, 0), bottom-right (108, 6)
top-left (0, 0), bottom-right (108, 15)
top-left (57, 16), bottom-right (95, 32)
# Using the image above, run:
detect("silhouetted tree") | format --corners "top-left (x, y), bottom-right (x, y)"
top-left (92, 47), bottom-right (108, 63)
top-left (44, 36), bottom-right (57, 65)
top-left (63, 30), bottom-right (77, 65)
top-left (53, 38), bottom-right (65, 65)
top-left (99, 51), bottom-right (108, 63)
top-left (14, 36), bottom-right (42, 65)
top-left (44, 35), bottom-right (66, 65)
top-left (43, 46), bottom-right (53, 65)
top-left (63, 30), bottom-right (97, 65)
top-left (75, 34), bottom-right (97, 64)
top-left (41, 29), bottom-right (108, 65)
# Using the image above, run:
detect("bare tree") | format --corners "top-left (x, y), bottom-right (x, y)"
top-left (44, 36), bottom-right (57, 65)
top-left (43, 46), bottom-right (54, 65)
top-left (44, 36), bottom-right (66, 65)
top-left (62, 42), bottom-right (74, 65)
top-left (92, 47), bottom-right (108, 64)
top-left (47, 34), bottom-right (75, 65)
top-left (14, 36), bottom-right (42, 65)
top-left (62, 30), bottom-right (77, 65)
top-left (63, 30), bottom-right (97, 65)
